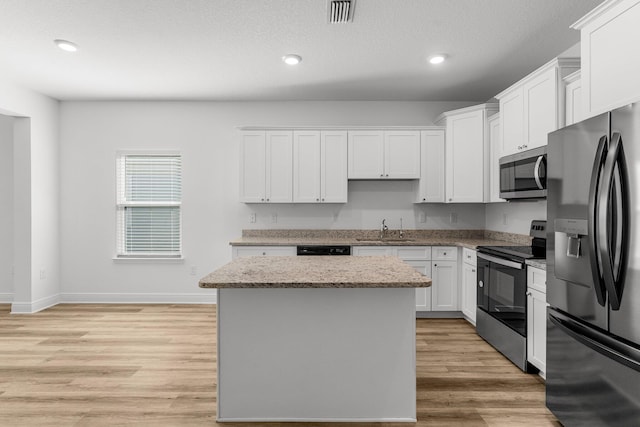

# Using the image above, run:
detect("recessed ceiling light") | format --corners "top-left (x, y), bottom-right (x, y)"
top-left (282, 54), bottom-right (302, 65)
top-left (54, 39), bottom-right (78, 52)
top-left (428, 54), bottom-right (447, 65)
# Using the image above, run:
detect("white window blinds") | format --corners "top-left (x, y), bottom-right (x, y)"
top-left (116, 154), bottom-right (182, 257)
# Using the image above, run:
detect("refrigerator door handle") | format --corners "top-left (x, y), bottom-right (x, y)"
top-left (587, 135), bottom-right (608, 307)
top-left (597, 132), bottom-right (629, 310)
top-left (549, 310), bottom-right (640, 373)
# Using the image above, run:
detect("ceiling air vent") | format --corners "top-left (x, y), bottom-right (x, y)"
top-left (327, 0), bottom-right (355, 23)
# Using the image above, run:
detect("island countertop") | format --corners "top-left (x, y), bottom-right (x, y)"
top-left (199, 255), bottom-right (432, 289)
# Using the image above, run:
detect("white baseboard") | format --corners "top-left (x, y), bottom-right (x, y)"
top-left (59, 292), bottom-right (217, 304)
top-left (0, 293), bottom-right (14, 303)
top-left (11, 293), bottom-right (60, 314)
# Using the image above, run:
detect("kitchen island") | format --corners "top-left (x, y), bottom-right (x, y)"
top-left (199, 255), bottom-right (431, 422)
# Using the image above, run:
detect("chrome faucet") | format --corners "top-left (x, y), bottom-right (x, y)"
top-left (380, 219), bottom-right (389, 239)
top-left (399, 217), bottom-right (404, 239)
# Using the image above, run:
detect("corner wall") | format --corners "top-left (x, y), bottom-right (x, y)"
top-left (0, 115), bottom-right (14, 302)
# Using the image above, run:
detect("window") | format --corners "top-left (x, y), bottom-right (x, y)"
top-left (116, 153), bottom-right (182, 258)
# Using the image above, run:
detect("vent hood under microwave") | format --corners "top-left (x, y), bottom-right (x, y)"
top-left (499, 146), bottom-right (547, 200)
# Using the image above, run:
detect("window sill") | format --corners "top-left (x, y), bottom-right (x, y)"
top-left (112, 256), bottom-right (185, 264)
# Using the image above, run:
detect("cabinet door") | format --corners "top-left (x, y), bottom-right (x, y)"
top-left (500, 87), bottom-right (525, 156)
top-left (416, 130), bottom-right (445, 203)
top-left (384, 131), bottom-right (421, 178)
top-left (404, 260), bottom-right (432, 312)
top-left (461, 262), bottom-right (477, 324)
top-left (265, 131), bottom-right (293, 203)
top-left (321, 131), bottom-right (348, 203)
top-left (240, 131), bottom-right (266, 202)
top-left (565, 78), bottom-right (583, 126)
top-left (524, 67), bottom-right (557, 150)
top-left (445, 110), bottom-right (485, 203)
top-left (527, 287), bottom-right (548, 375)
top-left (233, 246), bottom-right (297, 259)
top-left (431, 260), bottom-right (458, 311)
top-left (293, 131), bottom-right (321, 203)
top-left (347, 131), bottom-right (384, 179)
top-left (488, 114), bottom-right (504, 203)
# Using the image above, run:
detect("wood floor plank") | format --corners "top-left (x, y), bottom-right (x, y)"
top-left (0, 304), bottom-right (555, 426)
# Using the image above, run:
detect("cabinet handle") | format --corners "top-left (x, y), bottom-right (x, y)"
top-left (443, 252), bottom-right (447, 256)
top-left (385, 174), bottom-right (389, 177)
top-left (321, 198), bottom-right (325, 201)
top-left (449, 198), bottom-right (452, 201)
top-left (472, 269), bottom-right (476, 273)
top-left (434, 264), bottom-right (437, 267)
top-left (422, 198), bottom-right (426, 201)
top-left (380, 174), bottom-right (384, 177)
top-left (262, 252), bottom-right (266, 256)
top-left (316, 198), bottom-right (320, 201)
top-left (524, 144), bottom-right (528, 149)
top-left (526, 291), bottom-right (532, 296)
top-left (261, 198), bottom-right (265, 201)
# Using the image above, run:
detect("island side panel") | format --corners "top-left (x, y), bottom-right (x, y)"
top-left (217, 287), bottom-right (416, 422)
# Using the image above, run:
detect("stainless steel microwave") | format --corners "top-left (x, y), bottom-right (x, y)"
top-left (499, 146), bottom-right (547, 200)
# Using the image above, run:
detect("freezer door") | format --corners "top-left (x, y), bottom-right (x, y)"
top-left (547, 308), bottom-right (640, 426)
top-left (609, 104), bottom-right (640, 344)
top-left (547, 113), bottom-right (609, 330)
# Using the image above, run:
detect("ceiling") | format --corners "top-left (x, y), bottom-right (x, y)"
top-left (0, 0), bottom-right (601, 102)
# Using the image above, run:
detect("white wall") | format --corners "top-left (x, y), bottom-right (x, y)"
top-left (59, 101), bottom-right (479, 302)
top-left (485, 200), bottom-right (547, 234)
top-left (0, 115), bottom-right (14, 302)
top-left (0, 75), bottom-right (60, 313)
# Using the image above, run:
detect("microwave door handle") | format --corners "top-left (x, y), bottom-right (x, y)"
top-left (534, 155), bottom-right (544, 190)
top-left (588, 135), bottom-right (608, 307)
top-left (597, 132), bottom-right (629, 310)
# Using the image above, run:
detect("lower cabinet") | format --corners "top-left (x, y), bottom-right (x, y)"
top-left (431, 260), bottom-right (458, 311)
top-left (232, 246), bottom-right (297, 259)
top-left (460, 248), bottom-right (477, 325)
top-left (527, 266), bottom-right (548, 376)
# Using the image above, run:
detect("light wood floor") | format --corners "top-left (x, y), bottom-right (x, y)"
top-left (0, 304), bottom-right (558, 426)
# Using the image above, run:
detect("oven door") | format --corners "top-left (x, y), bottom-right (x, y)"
top-left (477, 253), bottom-right (528, 336)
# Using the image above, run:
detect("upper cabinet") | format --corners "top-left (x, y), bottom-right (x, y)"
top-left (487, 113), bottom-right (504, 203)
top-left (496, 58), bottom-right (580, 157)
top-left (240, 130), bottom-right (293, 203)
top-left (293, 130), bottom-right (348, 203)
top-left (436, 103), bottom-right (499, 203)
top-left (564, 70), bottom-right (583, 126)
top-left (348, 130), bottom-right (420, 179)
top-left (572, 0), bottom-right (640, 118)
top-left (415, 129), bottom-right (445, 203)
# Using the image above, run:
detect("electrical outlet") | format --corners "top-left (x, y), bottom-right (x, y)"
top-left (503, 213), bottom-right (508, 225)
top-left (450, 212), bottom-right (458, 224)
top-left (418, 211), bottom-right (427, 223)
top-left (189, 266), bottom-right (198, 276)
top-left (271, 213), bottom-right (278, 223)
top-left (39, 269), bottom-right (46, 280)
top-left (249, 213), bottom-right (256, 223)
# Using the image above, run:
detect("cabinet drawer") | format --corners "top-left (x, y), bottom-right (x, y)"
top-left (396, 246), bottom-right (431, 260)
top-left (233, 246), bottom-right (297, 259)
top-left (432, 246), bottom-right (458, 261)
top-left (527, 266), bottom-right (546, 294)
top-left (462, 248), bottom-right (477, 266)
top-left (352, 246), bottom-right (394, 257)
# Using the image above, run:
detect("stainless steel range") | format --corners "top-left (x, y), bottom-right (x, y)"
top-left (476, 220), bottom-right (546, 372)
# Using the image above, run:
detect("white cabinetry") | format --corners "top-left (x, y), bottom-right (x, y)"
top-left (431, 247), bottom-right (458, 311)
top-left (436, 104), bottom-right (498, 203)
top-left (348, 130), bottom-right (420, 179)
top-left (293, 130), bottom-right (348, 203)
top-left (232, 246), bottom-right (297, 259)
top-left (240, 131), bottom-right (293, 203)
top-left (564, 70), bottom-right (583, 126)
top-left (487, 113), bottom-right (503, 203)
top-left (352, 246), bottom-right (440, 312)
top-left (496, 58), bottom-right (580, 157)
top-left (572, 0), bottom-right (640, 118)
top-left (460, 248), bottom-right (477, 325)
top-left (415, 129), bottom-right (445, 203)
top-left (527, 265), bottom-right (548, 376)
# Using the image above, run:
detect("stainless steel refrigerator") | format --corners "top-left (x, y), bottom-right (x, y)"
top-left (547, 103), bottom-right (640, 426)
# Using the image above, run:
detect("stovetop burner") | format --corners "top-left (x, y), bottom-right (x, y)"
top-left (477, 220), bottom-right (547, 262)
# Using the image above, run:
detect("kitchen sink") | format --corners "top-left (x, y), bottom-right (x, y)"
top-left (355, 238), bottom-right (414, 243)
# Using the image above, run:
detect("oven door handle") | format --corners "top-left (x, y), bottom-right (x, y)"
top-left (477, 253), bottom-right (524, 270)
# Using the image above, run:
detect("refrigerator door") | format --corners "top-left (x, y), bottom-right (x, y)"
top-left (547, 113), bottom-right (610, 330)
top-left (609, 103), bottom-right (640, 344)
top-left (547, 308), bottom-right (640, 426)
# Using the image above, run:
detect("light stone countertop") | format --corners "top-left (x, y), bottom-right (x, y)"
top-left (199, 256), bottom-right (432, 289)
top-left (526, 259), bottom-right (547, 270)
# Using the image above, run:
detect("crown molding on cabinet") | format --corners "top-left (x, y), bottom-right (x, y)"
top-left (495, 57), bottom-right (580, 100)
